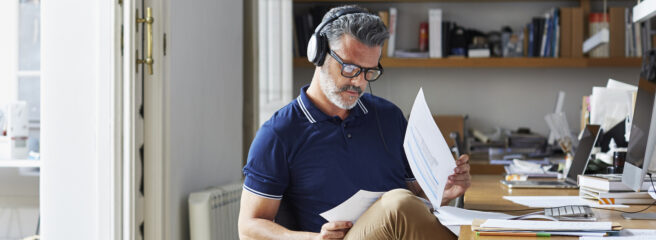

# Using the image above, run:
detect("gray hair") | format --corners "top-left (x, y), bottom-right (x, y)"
top-left (320, 5), bottom-right (389, 50)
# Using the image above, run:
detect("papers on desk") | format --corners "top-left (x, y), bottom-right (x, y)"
top-left (434, 206), bottom-right (514, 226)
top-left (503, 196), bottom-right (629, 208)
top-left (403, 88), bottom-right (457, 211)
top-left (319, 190), bottom-right (384, 222)
top-left (580, 229), bottom-right (656, 240)
top-left (479, 219), bottom-right (613, 231)
top-left (472, 219), bottom-right (621, 237)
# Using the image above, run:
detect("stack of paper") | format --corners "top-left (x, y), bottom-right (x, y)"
top-left (503, 195), bottom-right (630, 208)
top-left (472, 219), bottom-right (621, 237)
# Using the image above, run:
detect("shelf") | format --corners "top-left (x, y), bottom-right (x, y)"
top-left (294, 0), bottom-right (580, 3)
top-left (0, 160), bottom-right (41, 168)
top-left (293, 57), bottom-right (642, 68)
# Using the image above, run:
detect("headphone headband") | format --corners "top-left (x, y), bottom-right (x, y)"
top-left (307, 7), bottom-right (371, 66)
top-left (313, 8), bottom-right (368, 35)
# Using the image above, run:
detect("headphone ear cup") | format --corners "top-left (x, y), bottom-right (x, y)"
top-left (306, 34), bottom-right (319, 64)
top-left (314, 34), bottom-right (329, 66)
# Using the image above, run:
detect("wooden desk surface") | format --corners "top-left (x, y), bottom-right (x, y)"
top-left (458, 175), bottom-right (656, 240)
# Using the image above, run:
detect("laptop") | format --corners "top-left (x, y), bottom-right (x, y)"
top-left (501, 124), bottom-right (601, 189)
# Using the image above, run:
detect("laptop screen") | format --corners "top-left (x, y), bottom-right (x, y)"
top-left (566, 124), bottom-right (601, 183)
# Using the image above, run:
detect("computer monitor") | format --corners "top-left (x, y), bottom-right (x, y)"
top-left (621, 76), bottom-right (656, 192)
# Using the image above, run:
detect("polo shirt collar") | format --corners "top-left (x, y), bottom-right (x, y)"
top-left (297, 85), bottom-right (369, 124)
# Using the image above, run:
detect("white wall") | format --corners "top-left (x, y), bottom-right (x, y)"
top-left (166, 0), bottom-right (243, 239)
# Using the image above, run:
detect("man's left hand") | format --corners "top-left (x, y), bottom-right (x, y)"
top-left (442, 154), bottom-right (471, 205)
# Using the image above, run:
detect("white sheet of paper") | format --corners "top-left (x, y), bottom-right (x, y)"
top-left (607, 78), bottom-right (638, 91)
top-left (403, 88), bottom-right (457, 210)
top-left (590, 86), bottom-right (634, 131)
top-left (580, 229), bottom-right (656, 239)
top-left (502, 196), bottom-right (629, 208)
top-left (319, 190), bottom-right (384, 223)
top-left (434, 206), bottom-right (514, 226)
top-left (480, 219), bottom-right (612, 231)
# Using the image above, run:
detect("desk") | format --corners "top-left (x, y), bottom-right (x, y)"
top-left (459, 175), bottom-right (656, 239)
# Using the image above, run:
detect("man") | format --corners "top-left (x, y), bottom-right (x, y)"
top-left (239, 5), bottom-right (471, 240)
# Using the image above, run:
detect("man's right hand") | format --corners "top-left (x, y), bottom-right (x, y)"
top-left (314, 221), bottom-right (353, 240)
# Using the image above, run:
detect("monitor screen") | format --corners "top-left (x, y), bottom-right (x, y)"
top-left (626, 79), bottom-right (656, 168)
top-left (566, 124), bottom-right (601, 182)
top-left (622, 78), bottom-right (656, 191)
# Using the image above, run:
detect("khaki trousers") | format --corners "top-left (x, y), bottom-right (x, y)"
top-left (343, 189), bottom-right (457, 240)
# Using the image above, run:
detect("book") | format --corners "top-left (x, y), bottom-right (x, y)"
top-left (580, 186), bottom-right (653, 205)
top-left (610, 7), bottom-right (626, 57)
top-left (442, 21), bottom-right (454, 57)
top-left (387, 7), bottom-right (398, 58)
top-left (560, 8), bottom-right (572, 58)
top-left (428, 9), bottom-right (443, 58)
top-left (523, 26), bottom-right (529, 57)
top-left (571, 8), bottom-right (584, 58)
top-left (553, 8), bottom-right (560, 58)
top-left (539, 16), bottom-right (548, 57)
top-left (541, 10), bottom-right (552, 57)
top-left (578, 174), bottom-right (654, 192)
top-left (528, 23), bottom-right (534, 57)
top-left (378, 11), bottom-right (389, 57)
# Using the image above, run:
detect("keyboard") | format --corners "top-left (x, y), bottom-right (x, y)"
top-left (544, 205), bottom-right (594, 219)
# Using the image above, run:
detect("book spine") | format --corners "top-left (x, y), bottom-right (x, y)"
top-left (528, 23), bottom-right (534, 57)
top-left (560, 8), bottom-right (572, 58)
top-left (610, 7), bottom-right (626, 57)
top-left (597, 198), bottom-right (655, 205)
top-left (571, 8), bottom-right (584, 58)
top-left (388, 8), bottom-right (398, 58)
top-left (554, 8), bottom-right (560, 58)
top-left (635, 21), bottom-right (642, 57)
top-left (429, 9), bottom-right (443, 58)
top-left (523, 25), bottom-right (529, 57)
top-left (541, 13), bottom-right (550, 57)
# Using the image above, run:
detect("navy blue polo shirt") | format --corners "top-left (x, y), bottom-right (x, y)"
top-left (243, 85), bottom-right (415, 232)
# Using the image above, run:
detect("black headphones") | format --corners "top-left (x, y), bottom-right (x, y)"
top-left (306, 8), bottom-right (370, 66)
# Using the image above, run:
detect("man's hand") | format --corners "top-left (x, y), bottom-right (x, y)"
top-left (314, 221), bottom-right (352, 240)
top-left (442, 154), bottom-right (471, 205)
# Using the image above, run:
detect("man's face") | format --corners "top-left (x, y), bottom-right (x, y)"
top-left (320, 34), bottom-right (382, 110)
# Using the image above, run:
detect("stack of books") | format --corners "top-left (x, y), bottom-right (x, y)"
top-left (578, 174), bottom-right (655, 205)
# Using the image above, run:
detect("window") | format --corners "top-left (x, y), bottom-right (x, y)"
top-left (0, 0), bottom-right (41, 238)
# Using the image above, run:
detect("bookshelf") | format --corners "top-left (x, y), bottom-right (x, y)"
top-left (294, 57), bottom-right (641, 68)
top-left (293, 0), bottom-right (641, 69)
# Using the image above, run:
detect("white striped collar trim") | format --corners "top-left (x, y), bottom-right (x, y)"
top-left (296, 96), bottom-right (317, 123)
top-left (243, 185), bottom-right (283, 200)
top-left (357, 99), bottom-right (369, 114)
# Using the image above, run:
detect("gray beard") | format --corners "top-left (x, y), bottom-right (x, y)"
top-left (319, 71), bottom-right (362, 110)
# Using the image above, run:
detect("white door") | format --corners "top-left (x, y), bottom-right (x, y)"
top-left (125, 0), bottom-right (244, 239)
top-left (123, 0), bottom-right (165, 239)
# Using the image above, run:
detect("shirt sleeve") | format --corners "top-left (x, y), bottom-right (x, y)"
top-left (399, 111), bottom-right (416, 182)
top-left (242, 124), bottom-right (289, 200)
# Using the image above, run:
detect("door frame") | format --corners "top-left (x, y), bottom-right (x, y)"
top-left (98, 0), bottom-right (124, 239)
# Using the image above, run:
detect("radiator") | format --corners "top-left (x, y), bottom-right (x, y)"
top-left (189, 182), bottom-right (242, 240)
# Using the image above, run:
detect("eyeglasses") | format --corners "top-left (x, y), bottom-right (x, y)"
top-left (329, 49), bottom-right (383, 82)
